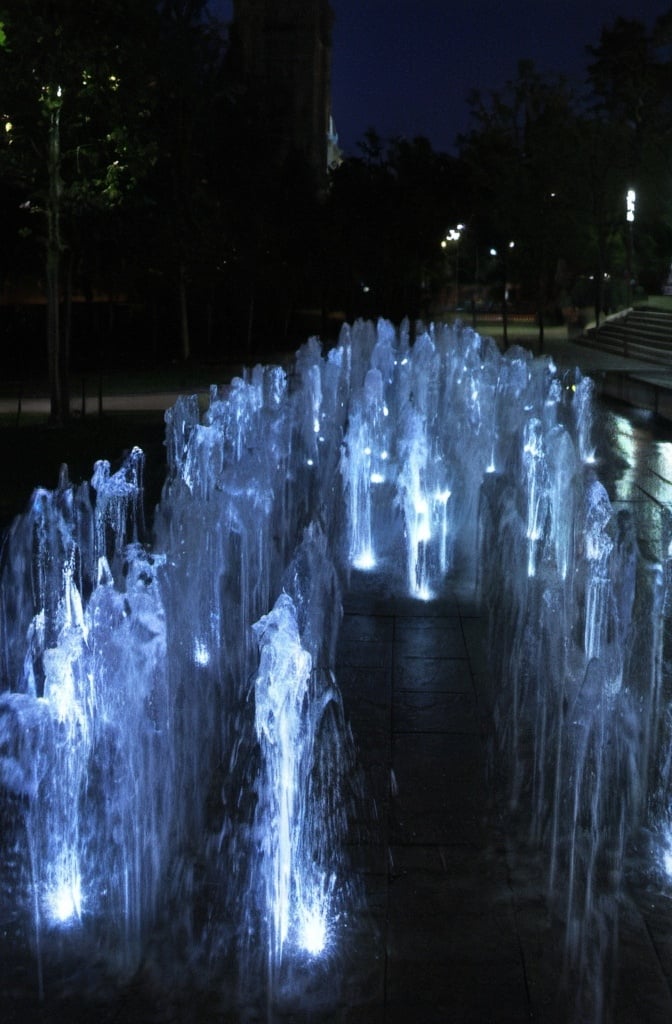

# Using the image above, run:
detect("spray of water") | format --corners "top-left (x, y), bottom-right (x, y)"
top-left (1, 318), bottom-right (671, 1022)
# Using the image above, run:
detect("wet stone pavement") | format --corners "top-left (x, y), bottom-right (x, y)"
top-left (334, 566), bottom-right (672, 1024)
top-left (336, 569), bottom-right (533, 1023)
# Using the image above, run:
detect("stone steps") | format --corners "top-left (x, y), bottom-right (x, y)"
top-left (584, 308), bottom-right (672, 366)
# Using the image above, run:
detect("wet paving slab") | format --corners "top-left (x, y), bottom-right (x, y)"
top-left (337, 572), bottom-right (534, 1022)
top-left (336, 563), bottom-right (672, 1023)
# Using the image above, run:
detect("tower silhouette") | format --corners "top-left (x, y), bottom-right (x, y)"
top-left (231, 0), bottom-right (336, 183)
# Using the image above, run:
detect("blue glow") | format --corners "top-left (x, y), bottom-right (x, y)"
top-left (46, 867), bottom-right (82, 926)
top-left (298, 904), bottom-right (328, 956)
top-left (353, 549), bottom-right (376, 571)
top-left (193, 638), bottom-right (210, 666)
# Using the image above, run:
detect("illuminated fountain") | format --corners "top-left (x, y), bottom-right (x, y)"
top-left (1, 318), bottom-right (671, 1020)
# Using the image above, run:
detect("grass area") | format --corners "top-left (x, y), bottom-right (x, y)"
top-left (0, 410), bottom-right (167, 539)
top-left (0, 361), bottom-right (249, 402)
top-left (0, 349), bottom-right (302, 539)
top-left (0, 326), bottom-right (555, 539)
top-left (3, 309), bottom-right (656, 541)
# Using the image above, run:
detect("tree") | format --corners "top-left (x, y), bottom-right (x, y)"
top-left (585, 16), bottom-right (672, 304)
top-left (0, 1), bottom-right (159, 422)
top-left (459, 61), bottom-right (583, 348)
top-left (144, 0), bottom-right (230, 363)
top-left (323, 133), bottom-right (462, 325)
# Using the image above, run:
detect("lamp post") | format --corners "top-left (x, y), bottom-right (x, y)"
top-left (441, 224), bottom-right (464, 311)
top-left (489, 241), bottom-right (515, 350)
top-left (626, 188), bottom-right (636, 310)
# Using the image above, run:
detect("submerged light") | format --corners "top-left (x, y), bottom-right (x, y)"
top-left (658, 825), bottom-right (672, 882)
top-left (298, 905), bottom-right (328, 956)
top-left (193, 638), bottom-right (210, 667)
top-left (46, 870), bottom-right (82, 926)
top-left (353, 549), bottom-right (376, 571)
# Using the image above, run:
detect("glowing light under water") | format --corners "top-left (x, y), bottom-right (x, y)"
top-left (193, 638), bottom-right (210, 666)
top-left (46, 872), bottom-right (82, 925)
top-left (298, 905), bottom-right (328, 956)
top-left (353, 549), bottom-right (376, 571)
top-left (660, 827), bottom-right (672, 880)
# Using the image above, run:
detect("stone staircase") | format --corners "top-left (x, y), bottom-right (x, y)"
top-left (583, 306), bottom-right (672, 365)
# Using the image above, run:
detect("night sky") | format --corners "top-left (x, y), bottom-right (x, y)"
top-left (214, 1), bottom-right (672, 156)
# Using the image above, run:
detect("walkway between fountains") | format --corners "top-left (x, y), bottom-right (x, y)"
top-left (334, 568), bottom-right (672, 1024)
top-left (335, 571), bottom-right (532, 1022)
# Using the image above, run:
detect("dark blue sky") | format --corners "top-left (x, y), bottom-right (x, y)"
top-left (329, 0), bottom-right (672, 155)
top-left (214, 2), bottom-right (672, 156)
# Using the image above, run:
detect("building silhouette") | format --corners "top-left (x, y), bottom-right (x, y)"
top-left (231, 0), bottom-right (339, 184)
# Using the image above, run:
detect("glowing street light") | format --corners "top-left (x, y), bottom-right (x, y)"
top-left (441, 224), bottom-right (465, 309)
top-left (626, 188), bottom-right (636, 307)
top-left (626, 188), bottom-right (636, 223)
top-left (441, 223), bottom-right (464, 248)
top-left (488, 242), bottom-right (516, 349)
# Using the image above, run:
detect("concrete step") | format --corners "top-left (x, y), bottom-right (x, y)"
top-left (588, 309), bottom-right (672, 367)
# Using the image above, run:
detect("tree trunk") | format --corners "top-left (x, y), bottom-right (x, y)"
top-left (537, 253), bottom-right (547, 355)
top-left (179, 261), bottom-right (190, 362)
top-left (246, 277), bottom-right (255, 357)
top-left (46, 239), bottom-right (61, 422)
top-left (61, 248), bottom-right (73, 417)
top-left (46, 88), bottom-right (66, 424)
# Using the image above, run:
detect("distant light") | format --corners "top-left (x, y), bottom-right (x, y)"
top-left (626, 188), bottom-right (636, 223)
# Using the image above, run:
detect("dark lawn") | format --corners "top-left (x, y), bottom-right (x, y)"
top-left (1, 412), bottom-right (168, 540)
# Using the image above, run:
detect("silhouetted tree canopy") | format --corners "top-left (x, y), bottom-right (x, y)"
top-left (1, 4), bottom-right (672, 393)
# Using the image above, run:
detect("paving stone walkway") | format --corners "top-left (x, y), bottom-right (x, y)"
top-left (335, 571), bottom-right (529, 1022)
top-left (334, 568), bottom-right (672, 1024)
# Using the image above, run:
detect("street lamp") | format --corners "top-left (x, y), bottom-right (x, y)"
top-left (441, 224), bottom-right (465, 310)
top-left (626, 188), bottom-right (636, 308)
top-left (626, 188), bottom-right (636, 223)
top-left (488, 241), bottom-right (515, 350)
